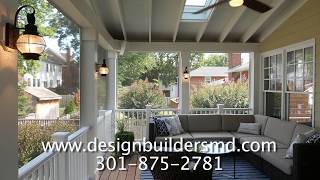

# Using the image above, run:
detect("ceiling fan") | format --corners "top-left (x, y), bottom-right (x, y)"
top-left (193, 0), bottom-right (272, 14)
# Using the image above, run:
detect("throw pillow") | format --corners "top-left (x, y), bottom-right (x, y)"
top-left (285, 134), bottom-right (306, 159)
top-left (237, 123), bottom-right (261, 135)
top-left (154, 117), bottom-right (169, 137)
top-left (285, 130), bottom-right (316, 159)
top-left (162, 115), bottom-right (185, 136)
top-left (306, 133), bottom-right (320, 144)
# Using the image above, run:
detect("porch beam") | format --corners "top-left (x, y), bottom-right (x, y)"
top-left (219, 7), bottom-right (246, 42)
top-left (80, 28), bottom-right (98, 179)
top-left (113, 0), bottom-right (127, 41)
top-left (49, 0), bottom-right (120, 50)
top-left (241, 0), bottom-right (286, 43)
top-left (125, 42), bottom-right (259, 52)
top-left (196, 0), bottom-right (218, 42)
top-left (173, 0), bottom-right (186, 42)
top-left (148, 0), bottom-right (152, 42)
top-left (258, 0), bottom-right (308, 42)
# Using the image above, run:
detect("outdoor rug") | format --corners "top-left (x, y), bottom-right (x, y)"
top-left (140, 155), bottom-right (270, 180)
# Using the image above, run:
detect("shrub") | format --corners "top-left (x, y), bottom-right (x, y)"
top-left (191, 81), bottom-right (249, 108)
top-left (119, 80), bottom-right (166, 109)
top-left (18, 121), bottom-right (77, 167)
top-left (64, 100), bottom-right (76, 114)
top-left (115, 131), bottom-right (135, 156)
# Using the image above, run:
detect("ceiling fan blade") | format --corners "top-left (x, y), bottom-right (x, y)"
top-left (193, 0), bottom-right (229, 14)
top-left (243, 0), bottom-right (272, 13)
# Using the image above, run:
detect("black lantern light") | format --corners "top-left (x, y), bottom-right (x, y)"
top-left (5, 5), bottom-right (46, 60)
top-left (97, 59), bottom-right (109, 76)
top-left (183, 67), bottom-right (190, 80)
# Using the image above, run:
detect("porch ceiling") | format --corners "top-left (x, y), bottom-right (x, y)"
top-left (94, 0), bottom-right (302, 43)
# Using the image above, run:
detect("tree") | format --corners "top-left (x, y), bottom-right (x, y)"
top-left (191, 81), bottom-right (249, 108)
top-left (190, 53), bottom-right (228, 69)
top-left (118, 53), bottom-right (156, 86)
top-left (119, 80), bottom-right (166, 109)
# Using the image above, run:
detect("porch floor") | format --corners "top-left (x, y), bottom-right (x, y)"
top-left (99, 154), bottom-right (141, 180)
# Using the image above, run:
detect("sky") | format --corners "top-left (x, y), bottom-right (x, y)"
top-left (44, 37), bottom-right (61, 52)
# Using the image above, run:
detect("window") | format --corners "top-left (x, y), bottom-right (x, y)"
top-left (262, 40), bottom-right (315, 126)
top-left (263, 54), bottom-right (282, 91)
top-left (46, 64), bottom-right (49, 72)
top-left (27, 78), bottom-right (31, 86)
top-left (286, 46), bottom-right (314, 126)
top-left (57, 80), bottom-right (61, 87)
top-left (263, 53), bottom-right (282, 119)
top-left (33, 79), bottom-right (36, 87)
top-left (181, 0), bottom-right (216, 22)
top-left (43, 81), bottom-right (48, 88)
top-left (50, 80), bottom-right (53, 87)
top-left (37, 79), bottom-right (40, 87)
top-left (52, 65), bottom-right (56, 72)
top-left (204, 76), bottom-right (211, 84)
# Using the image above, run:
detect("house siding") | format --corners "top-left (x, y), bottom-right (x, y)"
top-left (260, 0), bottom-right (320, 128)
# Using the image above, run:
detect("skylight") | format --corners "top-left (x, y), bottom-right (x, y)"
top-left (181, 0), bottom-right (216, 22)
top-left (185, 0), bottom-right (207, 6)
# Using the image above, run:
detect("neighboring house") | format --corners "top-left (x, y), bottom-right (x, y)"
top-left (190, 66), bottom-right (228, 89)
top-left (23, 48), bottom-right (66, 88)
top-left (25, 87), bottom-right (62, 119)
top-left (228, 53), bottom-right (249, 82)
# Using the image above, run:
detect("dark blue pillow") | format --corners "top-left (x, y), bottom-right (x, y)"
top-left (306, 133), bottom-right (320, 144)
top-left (154, 117), bottom-right (169, 137)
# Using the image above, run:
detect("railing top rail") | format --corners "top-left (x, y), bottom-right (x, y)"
top-left (115, 108), bottom-right (179, 111)
top-left (18, 119), bottom-right (80, 121)
top-left (18, 151), bottom-right (57, 179)
top-left (68, 126), bottom-right (90, 142)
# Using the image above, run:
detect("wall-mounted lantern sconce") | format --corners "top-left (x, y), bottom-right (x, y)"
top-left (183, 67), bottom-right (190, 80)
top-left (96, 59), bottom-right (109, 76)
top-left (5, 5), bottom-right (46, 60)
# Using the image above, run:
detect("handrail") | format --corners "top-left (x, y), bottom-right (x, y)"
top-left (68, 126), bottom-right (90, 142)
top-left (18, 151), bottom-right (57, 179)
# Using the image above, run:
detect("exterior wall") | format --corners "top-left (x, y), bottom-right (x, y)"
top-left (24, 61), bottom-right (63, 88)
top-left (190, 76), bottom-right (226, 89)
top-left (259, 0), bottom-right (320, 128)
top-left (35, 100), bottom-right (60, 119)
top-left (0, 0), bottom-right (18, 179)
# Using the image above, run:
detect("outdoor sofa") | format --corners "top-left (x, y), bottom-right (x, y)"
top-left (148, 114), bottom-right (320, 180)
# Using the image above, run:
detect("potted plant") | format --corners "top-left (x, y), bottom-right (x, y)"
top-left (115, 118), bottom-right (134, 156)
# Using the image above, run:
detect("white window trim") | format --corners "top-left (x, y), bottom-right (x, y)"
top-left (260, 39), bottom-right (316, 126)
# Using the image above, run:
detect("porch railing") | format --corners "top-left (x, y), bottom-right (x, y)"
top-left (18, 127), bottom-right (89, 180)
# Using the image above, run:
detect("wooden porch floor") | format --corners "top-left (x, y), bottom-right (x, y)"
top-left (99, 154), bottom-right (141, 180)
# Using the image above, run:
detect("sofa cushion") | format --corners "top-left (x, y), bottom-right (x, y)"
top-left (239, 136), bottom-right (287, 151)
top-left (222, 115), bottom-right (255, 131)
top-left (264, 117), bottom-right (296, 146)
top-left (254, 115), bottom-right (269, 135)
top-left (187, 115), bottom-right (222, 132)
top-left (261, 149), bottom-right (293, 175)
top-left (155, 133), bottom-right (193, 143)
top-left (231, 132), bottom-right (261, 140)
top-left (291, 124), bottom-right (314, 143)
top-left (190, 132), bottom-right (234, 141)
top-left (178, 115), bottom-right (189, 132)
top-left (237, 123), bottom-right (261, 135)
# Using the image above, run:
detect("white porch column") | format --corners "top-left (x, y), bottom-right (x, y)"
top-left (105, 50), bottom-right (117, 141)
top-left (0, 1), bottom-right (18, 179)
top-left (249, 52), bottom-right (262, 114)
top-left (179, 51), bottom-right (191, 114)
top-left (80, 28), bottom-right (98, 180)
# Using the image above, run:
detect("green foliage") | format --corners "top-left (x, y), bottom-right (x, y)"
top-left (64, 100), bottom-right (76, 114)
top-left (119, 80), bottom-right (166, 109)
top-left (18, 83), bottom-right (34, 117)
top-left (116, 118), bottom-right (128, 132)
top-left (118, 52), bottom-right (178, 87)
top-left (191, 81), bottom-right (249, 108)
top-left (18, 121), bottom-right (76, 166)
top-left (191, 53), bottom-right (228, 69)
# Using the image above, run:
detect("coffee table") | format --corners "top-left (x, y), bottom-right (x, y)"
top-left (193, 142), bottom-right (236, 179)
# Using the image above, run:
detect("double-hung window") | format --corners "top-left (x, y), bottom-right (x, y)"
top-left (262, 39), bottom-right (315, 126)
